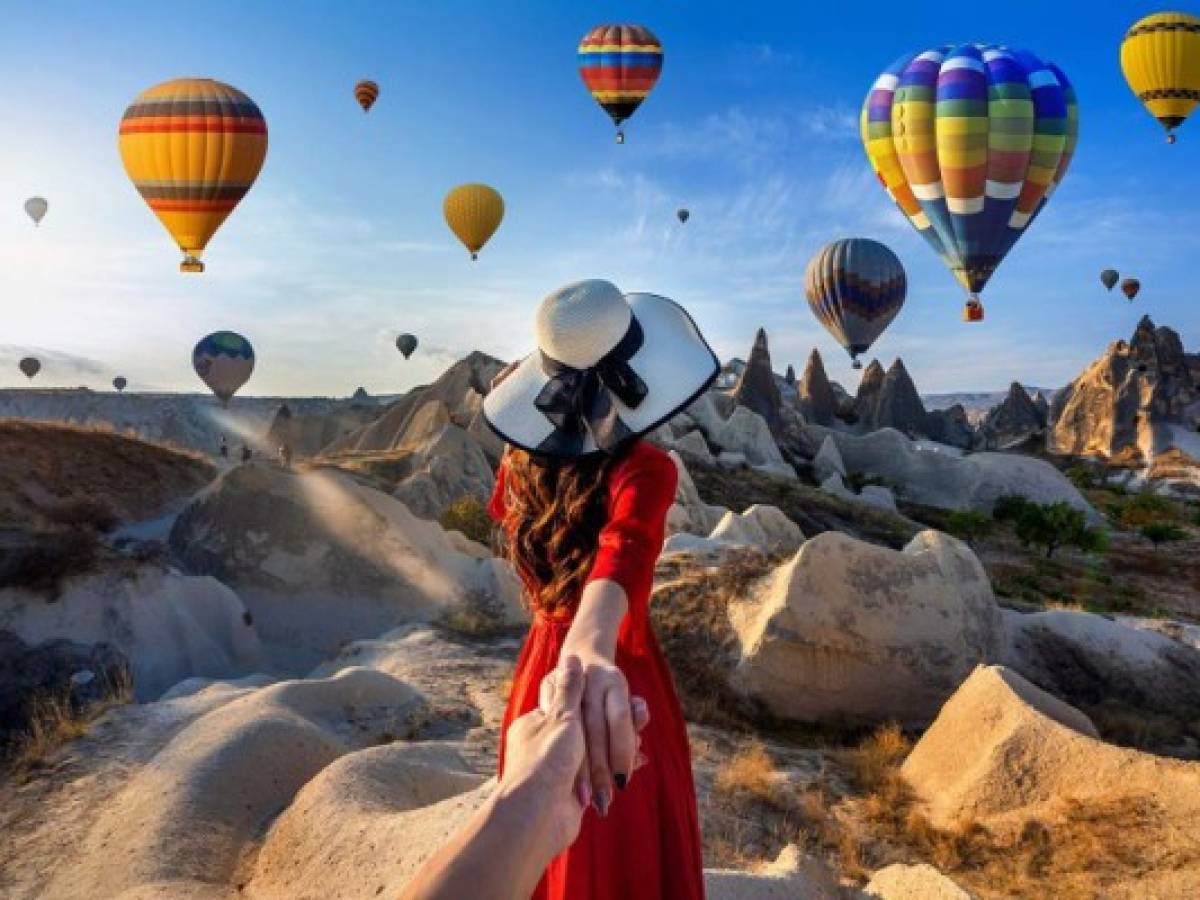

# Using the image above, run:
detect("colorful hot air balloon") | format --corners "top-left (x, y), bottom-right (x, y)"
top-left (862, 45), bottom-right (1077, 322)
top-left (24, 197), bottom-right (47, 226)
top-left (677, 208), bottom-right (690, 224)
top-left (1121, 277), bottom-right (1141, 300)
top-left (1100, 269), bottom-right (1120, 291)
top-left (1121, 12), bottom-right (1200, 144)
top-left (396, 333), bottom-right (418, 359)
top-left (804, 238), bottom-right (907, 370)
top-left (193, 331), bottom-right (255, 405)
top-left (443, 184), bottom-right (504, 260)
top-left (18, 357), bottom-right (40, 380)
top-left (577, 24), bottom-right (663, 143)
top-left (119, 78), bottom-right (268, 273)
top-left (354, 80), bottom-right (379, 112)
top-left (113, 376), bottom-right (128, 392)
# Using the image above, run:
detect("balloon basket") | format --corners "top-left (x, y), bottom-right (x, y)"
top-left (615, 130), bottom-right (625, 145)
top-left (181, 257), bottom-right (204, 273)
top-left (1168, 133), bottom-right (1177, 145)
top-left (470, 252), bottom-right (478, 261)
top-left (852, 359), bottom-right (863, 370)
top-left (962, 301), bottom-right (984, 323)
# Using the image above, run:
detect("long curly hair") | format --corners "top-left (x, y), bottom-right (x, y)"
top-left (495, 447), bottom-right (618, 616)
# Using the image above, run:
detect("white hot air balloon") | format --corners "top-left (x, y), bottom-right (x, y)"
top-left (24, 197), bottom-right (47, 226)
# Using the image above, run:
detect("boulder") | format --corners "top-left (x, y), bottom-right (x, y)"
top-left (797, 349), bottom-right (839, 427)
top-left (713, 407), bottom-right (788, 468)
top-left (819, 472), bottom-right (897, 512)
top-left (732, 328), bottom-right (784, 432)
top-left (865, 864), bottom-right (973, 899)
top-left (674, 429), bottom-right (715, 465)
top-left (730, 530), bottom-right (1004, 726)
top-left (168, 462), bottom-right (523, 665)
top-left (811, 435), bottom-right (846, 482)
top-left (0, 566), bottom-right (262, 700)
top-left (706, 845), bottom-right (842, 899)
top-left (809, 426), bottom-right (1099, 520)
top-left (857, 359), bottom-right (929, 436)
top-left (685, 391), bottom-right (730, 439)
top-left (665, 450), bottom-right (727, 537)
top-left (665, 505), bottom-right (804, 557)
top-left (974, 381), bottom-right (1045, 450)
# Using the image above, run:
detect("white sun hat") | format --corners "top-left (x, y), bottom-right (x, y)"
top-left (483, 279), bottom-right (720, 458)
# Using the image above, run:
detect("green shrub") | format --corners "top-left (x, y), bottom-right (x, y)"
top-left (992, 494), bottom-right (1034, 523)
top-left (439, 495), bottom-right (493, 545)
top-left (1110, 491), bottom-right (1174, 530)
top-left (945, 509), bottom-right (993, 547)
top-left (1139, 521), bottom-right (1187, 548)
top-left (1014, 502), bottom-right (1108, 559)
top-left (1064, 465), bottom-right (1098, 491)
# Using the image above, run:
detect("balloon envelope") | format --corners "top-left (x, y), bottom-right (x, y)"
top-left (18, 357), bottom-right (40, 380)
top-left (804, 238), bottom-right (907, 367)
top-left (396, 334), bottom-right (418, 359)
top-left (1121, 278), bottom-right (1141, 300)
top-left (24, 197), bottom-right (47, 226)
top-left (354, 80), bottom-right (379, 112)
top-left (578, 24), bottom-right (663, 141)
top-left (193, 331), bottom-right (255, 403)
top-left (113, 376), bottom-right (128, 392)
top-left (443, 184), bottom-right (504, 259)
top-left (119, 78), bottom-right (268, 273)
top-left (1121, 13), bottom-right (1200, 142)
top-left (677, 208), bottom-right (689, 223)
top-left (1100, 269), bottom-right (1119, 291)
top-left (862, 44), bottom-right (1077, 320)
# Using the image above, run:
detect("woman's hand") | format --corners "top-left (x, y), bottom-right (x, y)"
top-left (578, 655), bottom-right (644, 817)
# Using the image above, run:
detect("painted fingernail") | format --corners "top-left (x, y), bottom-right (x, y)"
top-left (614, 773), bottom-right (628, 791)
top-left (594, 789), bottom-right (610, 817)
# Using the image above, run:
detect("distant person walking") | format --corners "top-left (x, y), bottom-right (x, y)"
top-left (482, 280), bottom-right (717, 900)
top-left (219, 435), bottom-right (229, 459)
top-left (278, 443), bottom-right (293, 469)
top-left (240, 444), bottom-right (252, 464)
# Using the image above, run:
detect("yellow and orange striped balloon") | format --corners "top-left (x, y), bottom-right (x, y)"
top-left (354, 79), bottom-right (379, 112)
top-left (118, 78), bottom-right (268, 273)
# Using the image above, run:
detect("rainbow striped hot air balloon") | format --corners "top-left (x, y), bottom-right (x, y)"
top-left (862, 45), bottom-right (1077, 322)
top-left (119, 78), bottom-right (268, 273)
top-left (578, 24), bottom-right (663, 143)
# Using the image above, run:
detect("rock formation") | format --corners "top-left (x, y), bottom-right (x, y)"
top-left (731, 530), bottom-right (1004, 726)
top-left (853, 359), bottom-right (886, 424)
top-left (856, 359), bottom-right (929, 436)
top-left (974, 381), bottom-right (1045, 450)
top-left (926, 403), bottom-right (974, 449)
top-left (784, 364), bottom-right (796, 387)
top-left (265, 400), bottom-right (380, 459)
top-left (796, 349), bottom-right (837, 426)
top-left (732, 328), bottom-right (783, 432)
top-left (663, 504), bottom-right (804, 558)
top-left (1050, 315), bottom-right (1200, 461)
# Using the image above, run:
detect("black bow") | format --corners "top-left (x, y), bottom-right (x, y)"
top-left (534, 315), bottom-right (648, 455)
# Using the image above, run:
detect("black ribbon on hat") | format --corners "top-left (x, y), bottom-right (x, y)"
top-left (534, 314), bottom-right (648, 456)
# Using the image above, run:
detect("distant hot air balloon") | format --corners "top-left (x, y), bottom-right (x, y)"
top-left (804, 238), bottom-right (907, 370)
top-left (1100, 269), bottom-right (1120, 291)
top-left (443, 184), bottom-right (504, 260)
top-left (113, 376), bottom-right (128, 392)
top-left (1121, 277), bottom-right (1141, 301)
top-left (1121, 12), bottom-right (1200, 143)
top-left (862, 44), bottom-right (1077, 322)
top-left (118, 78), bottom-right (268, 273)
top-left (677, 208), bottom-right (689, 224)
top-left (193, 331), bottom-right (255, 405)
top-left (396, 333), bottom-right (418, 359)
top-left (18, 357), bottom-right (41, 380)
top-left (354, 80), bottom-right (379, 112)
top-left (24, 197), bottom-right (47, 226)
top-left (578, 24), bottom-right (663, 143)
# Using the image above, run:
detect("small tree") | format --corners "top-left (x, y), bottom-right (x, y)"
top-left (1014, 501), bottom-right (1108, 559)
top-left (992, 493), bottom-right (1034, 523)
top-left (945, 509), bottom-right (993, 548)
top-left (1140, 521), bottom-right (1186, 549)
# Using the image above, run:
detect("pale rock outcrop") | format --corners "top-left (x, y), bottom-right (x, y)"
top-left (809, 426), bottom-right (1099, 520)
top-left (819, 472), bottom-right (898, 512)
top-left (264, 401), bottom-right (380, 459)
top-left (168, 462), bottom-right (523, 664)
top-left (684, 391), bottom-right (730, 439)
top-left (866, 863), bottom-right (973, 899)
top-left (811, 435), bottom-right (846, 483)
top-left (674, 428), bottom-right (716, 465)
top-left (902, 666), bottom-right (1200, 845)
top-left (857, 359), bottom-right (929, 436)
top-left (665, 450), bottom-right (727, 537)
top-left (973, 381), bottom-right (1045, 450)
top-left (391, 421), bottom-right (496, 519)
top-left (712, 407), bottom-right (793, 478)
top-left (732, 328), bottom-right (784, 432)
top-left (730, 530), bottom-right (1003, 726)
top-left (706, 845), bottom-right (843, 899)
top-left (664, 505), bottom-right (804, 557)
top-left (1050, 316), bottom-right (1200, 461)
top-left (0, 566), bottom-right (262, 699)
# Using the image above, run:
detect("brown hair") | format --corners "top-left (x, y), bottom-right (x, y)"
top-left (495, 447), bottom-right (618, 615)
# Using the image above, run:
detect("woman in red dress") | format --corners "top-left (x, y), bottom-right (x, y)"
top-left (483, 279), bottom-right (719, 900)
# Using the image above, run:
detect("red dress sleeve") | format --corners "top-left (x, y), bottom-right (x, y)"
top-left (586, 443), bottom-right (677, 649)
top-left (487, 459), bottom-right (508, 522)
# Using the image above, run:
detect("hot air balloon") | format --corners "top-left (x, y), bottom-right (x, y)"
top-left (119, 78), bottom-right (268, 273)
top-left (862, 45), bottom-right (1077, 322)
top-left (24, 197), bottom-right (47, 226)
top-left (18, 357), bottom-right (40, 380)
top-left (1121, 278), bottom-right (1141, 301)
top-left (677, 208), bottom-right (689, 224)
top-left (804, 238), bottom-right (907, 370)
top-left (1101, 269), bottom-right (1120, 291)
top-left (193, 331), bottom-right (254, 405)
top-left (1121, 12), bottom-right (1200, 144)
top-left (113, 376), bottom-right (128, 392)
top-left (443, 184), bottom-right (504, 260)
top-left (578, 24), bottom-right (663, 143)
top-left (396, 334), bottom-right (418, 359)
top-left (354, 80), bottom-right (379, 112)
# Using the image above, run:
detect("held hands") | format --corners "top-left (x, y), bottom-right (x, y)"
top-left (576, 656), bottom-right (645, 818)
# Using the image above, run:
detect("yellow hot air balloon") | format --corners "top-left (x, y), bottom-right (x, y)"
top-left (118, 78), bottom-right (268, 272)
top-left (1121, 12), bottom-right (1200, 143)
top-left (443, 184), bottom-right (504, 260)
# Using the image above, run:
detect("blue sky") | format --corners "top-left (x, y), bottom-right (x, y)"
top-left (0, 0), bottom-right (1194, 395)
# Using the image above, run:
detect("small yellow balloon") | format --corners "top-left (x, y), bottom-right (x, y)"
top-left (1121, 12), bottom-right (1200, 143)
top-left (443, 183), bottom-right (504, 260)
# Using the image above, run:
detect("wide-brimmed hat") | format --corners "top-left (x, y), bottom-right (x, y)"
top-left (483, 279), bottom-right (719, 458)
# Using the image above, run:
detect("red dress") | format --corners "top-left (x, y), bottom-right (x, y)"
top-left (489, 440), bottom-right (706, 900)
